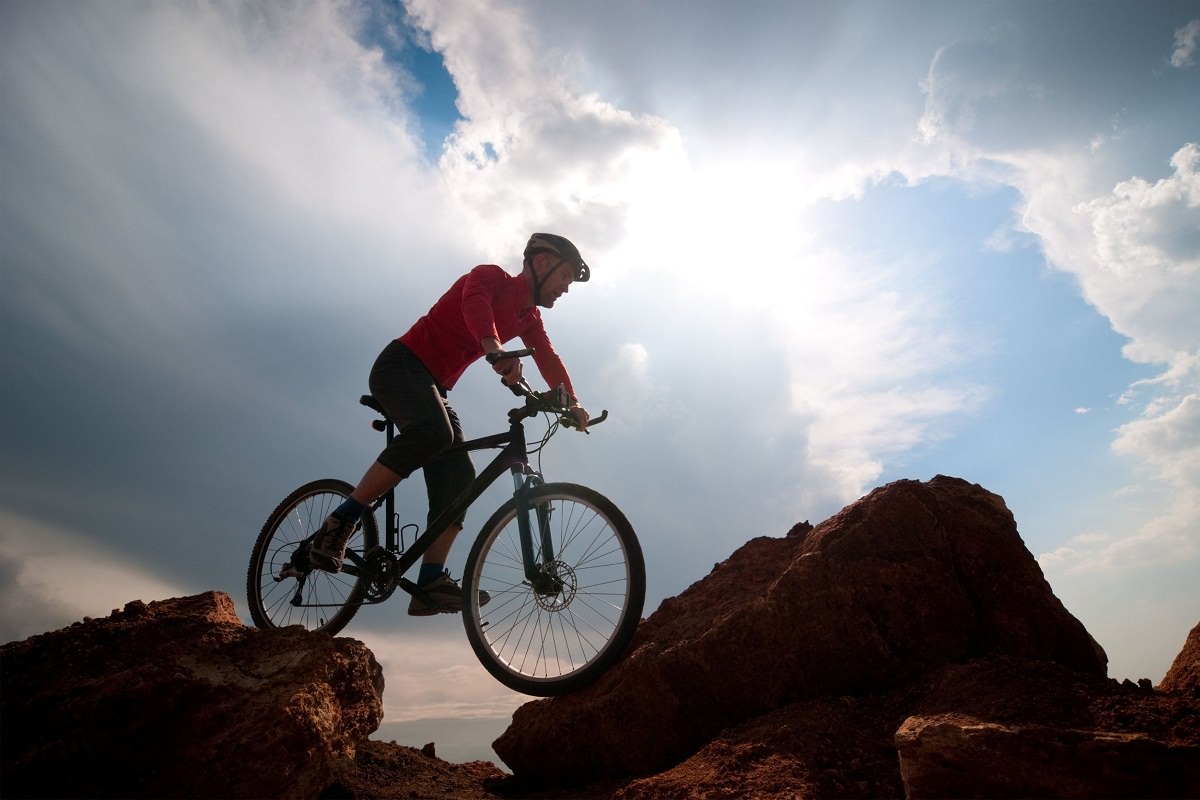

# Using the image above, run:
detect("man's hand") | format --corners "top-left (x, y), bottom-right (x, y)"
top-left (569, 404), bottom-right (589, 432)
top-left (492, 356), bottom-right (523, 385)
top-left (482, 337), bottom-right (523, 385)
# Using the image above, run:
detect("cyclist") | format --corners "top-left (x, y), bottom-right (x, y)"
top-left (308, 233), bottom-right (592, 616)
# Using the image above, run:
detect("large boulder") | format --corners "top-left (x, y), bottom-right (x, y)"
top-left (605, 654), bottom-right (1200, 800)
top-left (494, 476), bottom-right (1107, 784)
top-left (1161, 621), bottom-right (1200, 695)
top-left (895, 712), bottom-right (1200, 799)
top-left (0, 591), bottom-right (383, 799)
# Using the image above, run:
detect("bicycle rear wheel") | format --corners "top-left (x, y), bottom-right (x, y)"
top-left (246, 479), bottom-right (378, 635)
top-left (462, 483), bottom-right (645, 696)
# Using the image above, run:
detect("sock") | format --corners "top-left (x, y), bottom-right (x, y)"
top-left (418, 562), bottom-right (444, 586)
top-left (333, 497), bottom-right (367, 521)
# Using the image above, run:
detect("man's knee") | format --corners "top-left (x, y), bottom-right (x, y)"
top-left (377, 425), bottom-right (455, 478)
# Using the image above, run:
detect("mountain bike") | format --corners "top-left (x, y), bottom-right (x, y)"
top-left (246, 349), bottom-right (645, 696)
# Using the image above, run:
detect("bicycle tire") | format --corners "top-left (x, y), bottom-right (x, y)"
top-left (461, 483), bottom-right (645, 696)
top-left (246, 478), bottom-right (379, 635)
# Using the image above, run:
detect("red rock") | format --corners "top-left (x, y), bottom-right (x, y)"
top-left (1161, 620), bottom-right (1200, 695)
top-left (493, 476), bottom-right (1106, 785)
top-left (7, 478), bottom-right (1192, 800)
top-left (895, 712), bottom-right (1200, 798)
top-left (0, 591), bottom-right (383, 799)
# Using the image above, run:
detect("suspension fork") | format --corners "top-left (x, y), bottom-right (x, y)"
top-left (511, 465), bottom-right (559, 591)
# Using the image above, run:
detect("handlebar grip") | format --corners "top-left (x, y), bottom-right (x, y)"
top-left (562, 409), bottom-right (608, 430)
top-left (486, 348), bottom-right (535, 364)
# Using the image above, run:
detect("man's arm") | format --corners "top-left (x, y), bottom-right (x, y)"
top-left (522, 328), bottom-right (589, 431)
top-left (481, 335), bottom-right (523, 384)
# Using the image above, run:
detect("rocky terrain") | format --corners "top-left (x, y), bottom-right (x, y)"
top-left (2, 476), bottom-right (1197, 798)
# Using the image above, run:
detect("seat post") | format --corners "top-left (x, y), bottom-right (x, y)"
top-left (384, 418), bottom-right (397, 552)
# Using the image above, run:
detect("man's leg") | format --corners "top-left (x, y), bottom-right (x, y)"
top-left (421, 523), bottom-right (462, 568)
top-left (409, 402), bottom-right (479, 615)
top-left (350, 460), bottom-right (402, 505)
top-left (311, 340), bottom-right (453, 573)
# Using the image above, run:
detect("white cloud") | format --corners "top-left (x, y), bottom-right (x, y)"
top-left (918, 23), bottom-right (1024, 144)
top-left (1115, 393), bottom-right (1200, 489)
top-left (4, 0), bottom-right (1196, 708)
top-left (1170, 19), bottom-right (1200, 68)
top-left (0, 510), bottom-right (189, 644)
top-left (900, 8), bottom-right (1200, 573)
top-left (1072, 143), bottom-right (1200, 363)
top-left (393, 1), bottom-right (988, 518)
top-left (354, 627), bottom-right (524, 721)
top-left (1063, 149), bottom-right (1200, 568)
top-left (1008, 145), bottom-right (1200, 569)
top-left (404, 0), bottom-right (684, 259)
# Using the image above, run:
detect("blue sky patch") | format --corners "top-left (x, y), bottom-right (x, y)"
top-left (353, 0), bottom-right (462, 162)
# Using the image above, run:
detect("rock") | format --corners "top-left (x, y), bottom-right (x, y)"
top-left (612, 691), bottom-right (910, 799)
top-left (0, 591), bottom-right (383, 799)
top-left (494, 476), bottom-right (1107, 785)
top-left (6, 477), bottom-right (1189, 800)
top-left (895, 713), bottom-right (1200, 799)
top-left (606, 654), bottom-right (1200, 800)
top-left (324, 740), bottom-right (507, 800)
top-left (1161, 620), bottom-right (1200, 695)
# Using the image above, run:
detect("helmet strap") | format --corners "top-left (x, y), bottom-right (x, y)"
top-left (530, 255), bottom-right (567, 307)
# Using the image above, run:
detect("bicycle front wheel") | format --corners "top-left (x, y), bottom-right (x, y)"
top-left (462, 483), bottom-right (645, 696)
top-left (246, 479), bottom-right (379, 635)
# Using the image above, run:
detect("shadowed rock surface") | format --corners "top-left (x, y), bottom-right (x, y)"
top-left (1, 592), bottom-right (383, 799)
top-left (3, 477), bottom-right (1196, 799)
top-left (1161, 620), bottom-right (1200, 696)
top-left (494, 476), bottom-right (1108, 785)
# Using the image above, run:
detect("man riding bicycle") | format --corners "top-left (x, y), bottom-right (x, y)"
top-left (308, 233), bottom-right (592, 616)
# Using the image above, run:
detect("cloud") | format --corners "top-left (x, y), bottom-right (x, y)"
top-left (0, 510), bottom-right (188, 644)
top-left (404, 0), bottom-right (684, 258)
top-left (918, 23), bottom-right (1026, 145)
top-left (4, 0), bottom-right (1195, 712)
top-left (900, 7), bottom-right (1200, 572)
top-left (1064, 149), bottom-right (1200, 568)
top-left (1170, 19), bottom-right (1200, 68)
top-left (1015, 147), bottom-right (1199, 568)
top-left (355, 627), bottom-right (524, 721)
top-left (1114, 392), bottom-right (1200, 489)
top-left (1072, 143), bottom-right (1200, 363)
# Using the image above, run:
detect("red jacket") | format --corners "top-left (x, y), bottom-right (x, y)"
top-left (399, 264), bottom-right (575, 396)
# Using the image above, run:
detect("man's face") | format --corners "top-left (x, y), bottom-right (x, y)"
top-left (536, 254), bottom-right (576, 308)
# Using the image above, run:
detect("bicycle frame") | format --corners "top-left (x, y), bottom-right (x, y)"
top-left (347, 404), bottom-right (556, 597)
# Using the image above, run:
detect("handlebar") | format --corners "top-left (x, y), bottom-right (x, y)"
top-left (487, 348), bottom-right (608, 430)
top-left (485, 348), bottom-right (535, 364)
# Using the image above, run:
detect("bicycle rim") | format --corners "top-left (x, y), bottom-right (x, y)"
top-left (247, 479), bottom-right (378, 635)
top-left (463, 483), bottom-right (645, 696)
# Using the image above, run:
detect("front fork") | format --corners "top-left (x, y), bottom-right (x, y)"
top-left (512, 466), bottom-right (561, 594)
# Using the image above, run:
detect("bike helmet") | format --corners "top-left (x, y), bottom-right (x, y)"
top-left (524, 233), bottom-right (590, 282)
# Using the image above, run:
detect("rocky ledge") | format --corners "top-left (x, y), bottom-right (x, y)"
top-left (2, 476), bottom-right (1197, 799)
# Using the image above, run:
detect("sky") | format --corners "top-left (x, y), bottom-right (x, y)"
top-left (2, 0), bottom-right (1198, 765)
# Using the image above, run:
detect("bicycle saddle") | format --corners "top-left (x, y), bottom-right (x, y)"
top-left (360, 395), bottom-right (386, 416)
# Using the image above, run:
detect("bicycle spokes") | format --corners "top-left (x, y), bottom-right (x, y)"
top-left (462, 484), bottom-right (645, 696)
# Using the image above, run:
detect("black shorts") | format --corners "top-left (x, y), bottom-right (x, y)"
top-left (368, 340), bottom-right (475, 528)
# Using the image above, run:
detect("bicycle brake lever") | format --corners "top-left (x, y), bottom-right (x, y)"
top-left (560, 409), bottom-right (608, 431)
